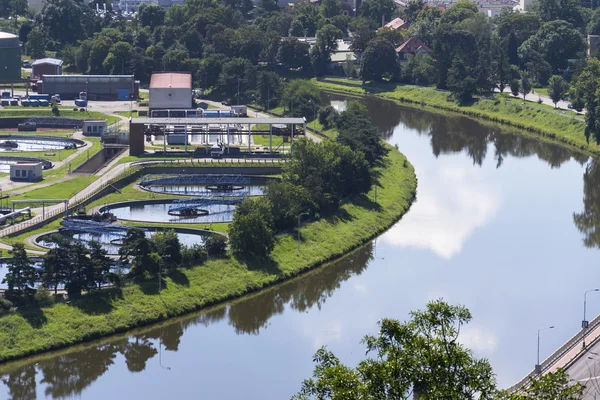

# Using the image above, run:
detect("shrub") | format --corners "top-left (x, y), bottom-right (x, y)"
top-left (34, 287), bottom-right (54, 306)
top-left (0, 298), bottom-right (13, 315)
top-left (181, 244), bottom-right (207, 266)
top-left (204, 235), bottom-right (227, 256)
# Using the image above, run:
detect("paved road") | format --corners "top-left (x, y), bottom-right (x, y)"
top-left (496, 88), bottom-right (582, 115)
top-left (565, 338), bottom-right (600, 399)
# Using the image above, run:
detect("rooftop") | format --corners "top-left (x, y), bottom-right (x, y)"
top-left (150, 73), bottom-right (192, 89)
top-left (382, 17), bottom-right (409, 30)
top-left (32, 58), bottom-right (64, 66)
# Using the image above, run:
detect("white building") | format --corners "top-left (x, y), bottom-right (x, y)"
top-left (10, 162), bottom-right (43, 182)
top-left (82, 120), bottom-right (107, 136)
top-left (149, 72), bottom-right (193, 110)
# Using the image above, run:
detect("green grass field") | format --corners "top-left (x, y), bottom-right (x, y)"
top-left (315, 78), bottom-right (597, 155)
top-left (0, 146), bottom-right (416, 362)
top-left (6, 176), bottom-right (96, 204)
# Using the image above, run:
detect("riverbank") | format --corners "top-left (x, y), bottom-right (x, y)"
top-left (315, 78), bottom-right (600, 156)
top-left (0, 146), bottom-right (417, 362)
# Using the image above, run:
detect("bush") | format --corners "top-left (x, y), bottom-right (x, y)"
top-left (228, 198), bottom-right (275, 258)
top-left (34, 287), bottom-right (54, 306)
top-left (204, 235), bottom-right (227, 256)
top-left (0, 298), bottom-right (13, 315)
top-left (181, 244), bottom-right (207, 266)
top-left (51, 102), bottom-right (60, 116)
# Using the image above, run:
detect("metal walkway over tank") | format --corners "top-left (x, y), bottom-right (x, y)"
top-left (140, 174), bottom-right (251, 187)
top-left (62, 219), bottom-right (131, 236)
top-left (168, 192), bottom-right (248, 212)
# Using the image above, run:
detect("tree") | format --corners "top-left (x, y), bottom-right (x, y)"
top-left (256, 71), bottom-right (281, 110)
top-left (63, 240), bottom-right (93, 297)
top-left (26, 28), bottom-right (46, 59)
top-left (547, 75), bottom-right (568, 108)
top-left (228, 198), bottom-right (275, 258)
top-left (217, 57), bottom-right (256, 101)
top-left (137, 3), bottom-right (165, 31)
top-left (119, 228), bottom-right (160, 278)
top-left (295, 300), bottom-right (497, 399)
top-left (360, 37), bottom-right (399, 82)
top-left (204, 235), bottom-right (227, 256)
top-left (41, 235), bottom-right (71, 295)
top-left (573, 59), bottom-right (600, 143)
top-left (36, 0), bottom-right (85, 45)
top-left (520, 73), bottom-right (531, 103)
top-left (280, 80), bottom-right (321, 117)
top-left (359, 0), bottom-right (396, 26)
top-left (277, 38), bottom-right (310, 69)
top-left (510, 79), bottom-right (520, 97)
top-left (311, 24), bottom-right (343, 75)
top-left (151, 230), bottom-right (182, 270)
top-left (319, 0), bottom-right (342, 18)
top-left (88, 240), bottom-right (112, 289)
top-left (404, 0), bottom-right (424, 23)
top-left (2, 243), bottom-right (36, 304)
top-left (103, 41), bottom-right (133, 75)
top-left (349, 17), bottom-right (376, 54)
top-left (447, 55), bottom-right (476, 103)
top-left (264, 181), bottom-right (315, 230)
top-left (497, 370), bottom-right (584, 399)
top-left (336, 101), bottom-right (389, 166)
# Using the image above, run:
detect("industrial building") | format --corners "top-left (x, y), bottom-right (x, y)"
top-left (37, 75), bottom-right (139, 100)
top-left (149, 72), bottom-right (192, 110)
top-left (82, 120), bottom-right (107, 136)
top-left (10, 162), bottom-right (43, 182)
top-left (0, 32), bottom-right (22, 83)
top-left (32, 58), bottom-right (64, 79)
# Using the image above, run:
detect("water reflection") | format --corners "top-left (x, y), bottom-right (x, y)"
top-left (0, 244), bottom-right (373, 398)
top-left (323, 93), bottom-right (589, 169)
top-left (574, 159), bottom-right (600, 249)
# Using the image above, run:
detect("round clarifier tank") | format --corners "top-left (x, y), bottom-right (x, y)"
top-left (0, 32), bottom-right (21, 83)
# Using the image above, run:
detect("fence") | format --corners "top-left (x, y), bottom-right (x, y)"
top-left (509, 311), bottom-right (600, 392)
top-left (0, 165), bottom-right (141, 238)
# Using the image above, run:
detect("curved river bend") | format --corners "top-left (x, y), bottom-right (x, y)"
top-left (1, 94), bottom-right (599, 399)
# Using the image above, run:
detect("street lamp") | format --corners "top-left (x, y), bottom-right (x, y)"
top-left (297, 212), bottom-right (309, 252)
top-left (536, 325), bottom-right (555, 374)
top-left (583, 289), bottom-right (599, 348)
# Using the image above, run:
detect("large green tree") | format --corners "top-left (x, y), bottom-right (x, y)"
top-left (359, 37), bottom-right (399, 82)
top-left (2, 243), bottom-right (36, 304)
top-left (228, 198), bottom-right (275, 259)
top-left (547, 75), bottom-right (568, 108)
top-left (26, 28), bottom-right (46, 59)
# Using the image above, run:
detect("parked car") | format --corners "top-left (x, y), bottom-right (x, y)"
top-left (21, 60), bottom-right (31, 68)
top-left (567, 103), bottom-right (575, 109)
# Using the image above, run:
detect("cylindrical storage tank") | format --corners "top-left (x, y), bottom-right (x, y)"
top-left (0, 32), bottom-right (21, 83)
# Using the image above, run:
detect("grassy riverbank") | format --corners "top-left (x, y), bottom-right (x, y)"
top-left (0, 146), bottom-right (416, 362)
top-left (316, 78), bottom-right (600, 155)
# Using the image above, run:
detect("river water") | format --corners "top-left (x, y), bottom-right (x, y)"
top-left (0, 94), bottom-right (599, 399)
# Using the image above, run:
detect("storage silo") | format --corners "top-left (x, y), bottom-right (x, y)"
top-left (0, 32), bottom-right (21, 83)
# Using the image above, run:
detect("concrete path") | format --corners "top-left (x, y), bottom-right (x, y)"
top-left (496, 88), bottom-right (582, 115)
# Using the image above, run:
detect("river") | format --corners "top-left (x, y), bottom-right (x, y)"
top-left (0, 93), bottom-right (599, 399)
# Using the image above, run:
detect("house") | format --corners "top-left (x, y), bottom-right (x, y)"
top-left (396, 37), bottom-right (432, 61)
top-left (379, 17), bottom-right (410, 31)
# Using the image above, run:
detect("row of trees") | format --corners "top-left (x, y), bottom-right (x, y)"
top-left (1, 229), bottom-right (226, 304)
top-left (295, 300), bottom-right (585, 399)
top-left (228, 100), bottom-right (388, 258)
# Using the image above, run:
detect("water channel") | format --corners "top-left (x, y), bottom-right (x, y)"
top-left (1, 94), bottom-right (599, 399)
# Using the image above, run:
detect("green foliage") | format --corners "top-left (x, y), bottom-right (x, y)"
top-left (547, 75), bottom-right (568, 107)
top-left (284, 138), bottom-right (372, 212)
top-left (359, 0), bottom-right (396, 26)
top-left (2, 243), bottom-right (35, 304)
top-left (264, 181), bottom-right (315, 230)
top-left (0, 298), bottom-right (13, 316)
top-left (151, 230), bottom-right (182, 270)
top-left (119, 228), bottom-right (161, 278)
top-left (317, 105), bottom-right (340, 130)
top-left (349, 17), bottom-right (376, 54)
top-left (359, 37), bottom-right (399, 82)
top-left (520, 73), bottom-right (532, 101)
top-left (277, 38), bottom-right (311, 69)
top-left (137, 3), bottom-right (165, 31)
top-left (510, 79), bottom-right (520, 97)
top-left (26, 28), bottom-right (46, 59)
top-left (496, 370), bottom-right (584, 400)
top-left (204, 235), bottom-right (227, 256)
top-left (228, 197), bottom-right (275, 258)
top-left (310, 24), bottom-right (343, 76)
top-left (295, 300), bottom-right (497, 400)
top-left (336, 101), bottom-right (389, 166)
top-left (573, 59), bottom-right (600, 143)
top-left (281, 80), bottom-right (322, 117)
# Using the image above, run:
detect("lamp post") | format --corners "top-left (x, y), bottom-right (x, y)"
top-left (297, 212), bottom-right (309, 252)
top-left (536, 325), bottom-right (555, 374)
top-left (583, 289), bottom-right (599, 348)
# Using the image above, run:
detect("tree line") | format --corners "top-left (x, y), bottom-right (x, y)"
top-left (0, 229), bottom-right (226, 306)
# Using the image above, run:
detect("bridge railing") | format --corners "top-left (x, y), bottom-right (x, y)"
top-left (509, 312), bottom-right (600, 392)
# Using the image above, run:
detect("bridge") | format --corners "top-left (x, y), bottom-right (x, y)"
top-left (61, 218), bottom-right (131, 236)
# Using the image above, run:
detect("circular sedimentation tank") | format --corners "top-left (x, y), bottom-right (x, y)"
top-left (0, 32), bottom-right (21, 83)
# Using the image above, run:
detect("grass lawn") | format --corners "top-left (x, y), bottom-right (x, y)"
top-left (0, 146), bottom-right (417, 362)
top-left (315, 78), bottom-right (598, 155)
top-left (6, 176), bottom-right (97, 204)
top-left (115, 111), bottom-right (138, 118)
top-left (533, 87), bottom-right (549, 97)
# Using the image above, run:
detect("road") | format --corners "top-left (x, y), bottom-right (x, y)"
top-left (496, 88), bottom-right (581, 115)
top-left (564, 338), bottom-right (600, 399)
